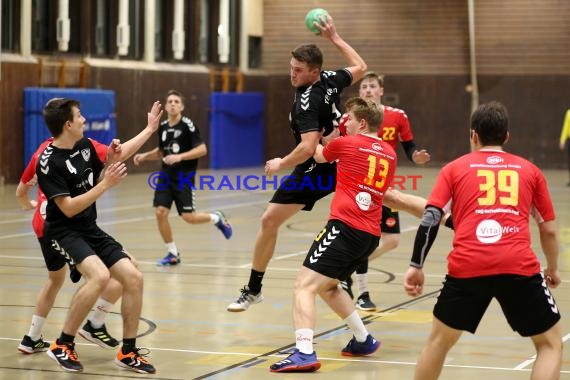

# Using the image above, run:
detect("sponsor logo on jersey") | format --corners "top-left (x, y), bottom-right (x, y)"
top-left (475, 219), bottom-right (520, 243)
top-left (486, 156), bottom-right (504, 165)
top-left (81, 148), bottom-right (90, 162)
top-left (372, 142), bottom-right (383, 151)
top-left (355, 191), bottom-right (372, 211)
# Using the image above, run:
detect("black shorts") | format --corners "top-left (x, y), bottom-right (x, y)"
top-left (153, 174), bottom-right (196, 215)
top-left (270, 163), bottom-right (336, 211)
top-left (302, 220), bottom-right (379, 279)
top-left (46, 225), bottom-right (128, 268)
top-left (434, 274), bottom-right (561, 337)
top-left (38, 237), bottom-right (67, 272)
top-left (381, 205), bottom-right (400, 234)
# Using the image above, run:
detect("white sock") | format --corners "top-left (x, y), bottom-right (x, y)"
top-left (166, 241), bottom-right (178, 255)
top-left (88, 298), bottom-right (114, 328)
top-left (344, 310), bottom-right (369, 342)
top-left (28, 315), bottom-right (46, 340)
top-left (356, 273), bottom-right (369, 295)
top-left (210, 213), bottom-right (220, 224)
top-left (295, 328), bottom-right (314, 354)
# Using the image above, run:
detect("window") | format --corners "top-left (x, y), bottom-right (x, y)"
top-left (1, 0), bottom-right (20, 52)
top-left (92, 0), bottom-right (112, 56)
top-left (32, 0), bottom-right (55, 53)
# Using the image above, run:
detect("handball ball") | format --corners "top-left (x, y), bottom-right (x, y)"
top-left (305, 8), bottom-right (329, 35)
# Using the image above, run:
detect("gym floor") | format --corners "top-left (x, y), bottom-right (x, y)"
top-left (0, 166), bottom-right (568, 379)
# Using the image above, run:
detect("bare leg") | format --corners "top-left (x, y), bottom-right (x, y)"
top-left (318, 280), bottom-right (355, 319)
top-left (368, 232), bottom-right (399, 261)
top-left (414, 317), bottom-right (462, 380)
top-left (181, 211), bottom-right (212, 224)
top-left (63, 256), bottom-right (110, 336)
top-left (35, 267), bottom-right (66, 317)
top-left (252, 203), bottom-right (304, 271)
top-left (530, 321), bottom-right (562, 380)
top-left (156, 206), bottom-right (173, 243)
top-left (99, 278), bottom-right (122, 304)
top-left (292, 267), bottom-right (339, 329)
top-left (109, 258), bottom-right (143, 339)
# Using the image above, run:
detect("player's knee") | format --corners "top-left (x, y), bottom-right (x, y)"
top-left (122, 268), bottom-right (143, 291)
top-left (181, 212), bottom-right (197, 224)
top-left (260, 212), bottom-right (282, 230)
top-left (155, 207), bottom-right (169, 219)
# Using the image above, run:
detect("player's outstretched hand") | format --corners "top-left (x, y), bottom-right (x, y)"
top-left (314, 14), bottom-right (337, 40)
top-left (412, 149), bottom-right (431, 164)
top-left (102, 161), bottom-right (128, 188)
top-left (265, 157), bottom-right (282, 176)
top-left (147, 101), bottom-right (163, 132)
top-left (404, 266), bottom-right (425, 297)
top-left (107, 139), bottom-right (122, 163)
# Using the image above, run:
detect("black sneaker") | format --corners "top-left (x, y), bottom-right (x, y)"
top-left (46, 340), bottom-right (83, 372)
top-left (340, 277), bottom-right (354, 300)
top-left (78, 320), bottom-right (119, 349)
top-left (115, 347), bottom-right (156, 374)
top-left (356, 292), bottom-right (377, 311)
top-left (18, 335), bottom-right (50, 354)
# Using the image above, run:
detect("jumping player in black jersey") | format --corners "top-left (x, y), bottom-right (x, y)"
top-left (37, 97), bottom-right (162, 373)
top-left (227, 14), bottom-right (367, 312)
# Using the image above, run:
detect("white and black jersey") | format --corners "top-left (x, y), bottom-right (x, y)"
top-left (290, 69), bottom-right (352, 170)
top-left (158, 116), bottom-right (204, 175)
top-left (36, 137), bottom-right (105, 229)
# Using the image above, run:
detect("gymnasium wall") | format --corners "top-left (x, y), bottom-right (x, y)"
top-left (0, 0), bottom-right (568, 183)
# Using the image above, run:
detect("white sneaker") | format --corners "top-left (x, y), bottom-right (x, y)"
top-left (227, 286), bottom-right (263, 312)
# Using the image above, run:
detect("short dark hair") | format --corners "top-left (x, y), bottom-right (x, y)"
top-left (166, 89), bottom-right (185, 105)
top-left (291, 44), bottom-right (323, 71)
top-left (470, 101), bottom-right (509, 146)
top-left (361, 71), bottom-right (385, 87)
top-left (344, 97), bottom-right (384, 132)
top-left (43, 98), bottom-right (80, 138)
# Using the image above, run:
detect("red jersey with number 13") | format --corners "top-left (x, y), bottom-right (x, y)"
top-left (427, 149), bottom-right (555, 278)
top-left (323, 135), bottom-right (397, 236)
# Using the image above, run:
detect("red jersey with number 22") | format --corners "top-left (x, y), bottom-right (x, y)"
top-left (427, 149), bottom-right (555, 278)
top-left (377, 106), bottom-right (413, 150)
top-left (323, 135), bottom-right (397, 236)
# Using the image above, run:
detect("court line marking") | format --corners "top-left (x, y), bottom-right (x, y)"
top-left (2, 334), bottom-right (568, 376)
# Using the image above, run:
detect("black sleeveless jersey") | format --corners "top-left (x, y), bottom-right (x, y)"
top-left (290, 69), bottom-right (352, 170)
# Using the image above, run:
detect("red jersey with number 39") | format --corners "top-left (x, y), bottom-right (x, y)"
top-left (377, 106), bottom-right (413, 150)
top-left (323, 135), bottom-right (397, 236)
top-left (427, 149), bottom-right (555, 277)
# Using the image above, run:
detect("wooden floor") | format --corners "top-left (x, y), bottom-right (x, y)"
top-left (0, 166), bottom-right (569, 380)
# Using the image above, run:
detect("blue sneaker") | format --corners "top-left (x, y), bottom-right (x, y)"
top-left (157, 252), bottom-right (180, 266)
top-left (341, 334), bottom-right (380, 356)
top-left (214, 210), bottom-right (232, 239)
top-left (270, 349), bottom-right (321, 372)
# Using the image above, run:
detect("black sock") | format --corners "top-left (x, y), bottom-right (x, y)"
top-left (247, 269), bottom-right (265, 294)
top-left (356, 258), bottom-right (368, 274)
top-left (58, 332), bottom-right (75, 345)
top-left (122, 338), bottom-right (136, 354)
top-left (444, 215), bottom-right (454, 230)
